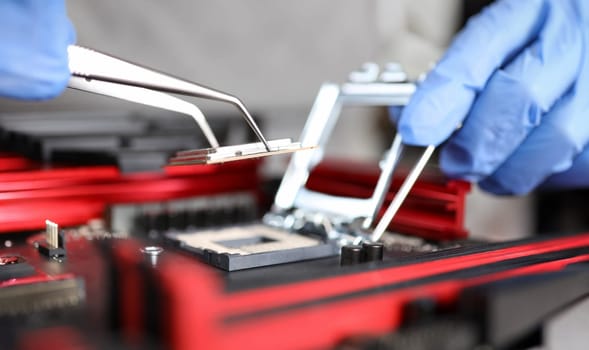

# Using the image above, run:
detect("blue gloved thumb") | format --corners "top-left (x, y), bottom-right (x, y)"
top-left (396, 0), bottom-right (548, 146)
top-left (0, 0), bottom-right (76, 100)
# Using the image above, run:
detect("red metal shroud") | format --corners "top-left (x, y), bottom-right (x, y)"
top-left (306, 159), bottom-right (470, 240)
top-left (108, 233), bottom-right (589, 350)
top-left (0, 153), bottom-right (262, 232)
top-left (0, 154), bottom-right (469, 238)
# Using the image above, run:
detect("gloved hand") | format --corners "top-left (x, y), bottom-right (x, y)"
top-left (0, 0), bottom-right (75, 100)
top-left (396, 0), bottom-right (589, 195)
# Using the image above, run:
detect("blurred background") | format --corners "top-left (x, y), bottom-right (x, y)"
top-left (0, 0), bottom-right (543, 241)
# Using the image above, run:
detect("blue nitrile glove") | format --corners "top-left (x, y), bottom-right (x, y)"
top-left (0, 0), bottom-right (75, 100)
top-left (396, 0), bottom-right (589, 195)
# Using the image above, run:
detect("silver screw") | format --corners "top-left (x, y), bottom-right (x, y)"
top-left (140, 246), bottom-right (164, 266)
top-left (380, 62), bottom-right (408, 83)
top-left (348, 62), bottom-right (380, 83)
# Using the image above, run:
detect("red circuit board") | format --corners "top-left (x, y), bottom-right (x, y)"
top-left (102, 233), bottom-right (589, 350)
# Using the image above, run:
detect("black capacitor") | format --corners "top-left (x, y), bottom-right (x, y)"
top-left (340, 245), bottom-right (363, 266)
top-left (154, 212), bottom-right (169, 232)
top-left (169, 210), bottom-right (187, 231)
top-left (403, 297), bottom-right (438, 325)
top-left (223, 206), bottom-right (240, 224)
top-left (205, 207), bottom-right (224, 227)
top-left (187, 209), bottom-right (208, 228)
top-left (142, 213), bottom-right (158, 234)
top-left (361, 242), bottom-right (384, 262)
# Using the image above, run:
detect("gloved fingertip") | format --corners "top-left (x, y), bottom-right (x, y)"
top-left (28, 78), bottom-right (69, 100)
top-left (398, 93), bottom-right (450, 145)
top-left (478, 175), bottom-right (536, 196)
top-left (398, 123), bottom-right (439, 146)
top-left (388, 106), bottom-right (403, 125)
top-left (478, 178), bottom-right (511, 196)
top-left (67, 21), bottom-right (77, 45)
top-left (398, 71), bottom-right (475, 146)
top-left (541, 146), bottom-right (589, 190)
top-left (439, 142), bottom-right (482, 182)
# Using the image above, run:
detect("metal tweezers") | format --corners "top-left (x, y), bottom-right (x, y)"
top-left (67, 45), bottom-right (273, 154)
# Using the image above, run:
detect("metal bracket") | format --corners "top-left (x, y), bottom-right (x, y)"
top-left (165, 63), bottom-right (436, 269)
top-left (264, 63), bottom-right (429, 244)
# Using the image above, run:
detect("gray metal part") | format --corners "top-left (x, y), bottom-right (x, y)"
top-left (180, 240), bottom-right (339, 271)
top-left (542, 294), bottom-right (589, 350)
top-left (270, 78), bottom-right (422, 241)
